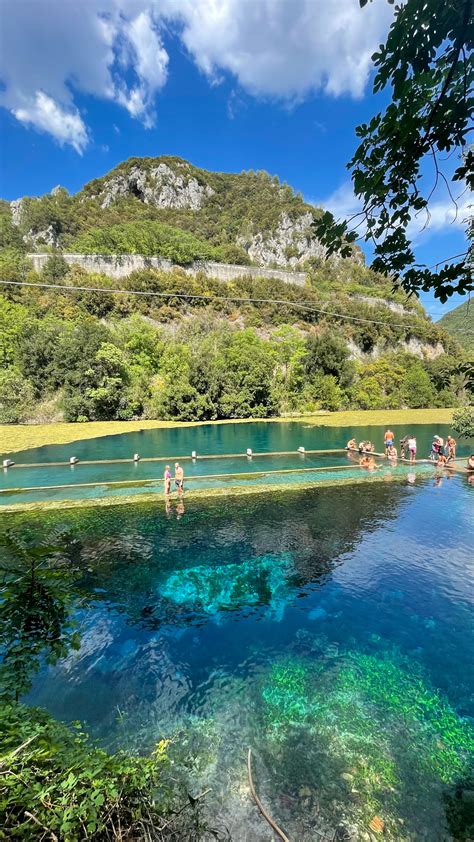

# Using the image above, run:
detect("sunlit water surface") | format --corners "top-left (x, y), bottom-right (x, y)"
top-left (6, 469), bottom-right (473, 841)
top-left (1, 422), bottom-right (470, 506)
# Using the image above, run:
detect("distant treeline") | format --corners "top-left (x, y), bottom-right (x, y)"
top-left (0, 254), bottom-right (470, 425)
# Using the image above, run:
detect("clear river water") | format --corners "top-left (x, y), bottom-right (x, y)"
top-left (1, 420), bottom-right (471, 506)
top-left (1, 421), bottom-right (473, 840)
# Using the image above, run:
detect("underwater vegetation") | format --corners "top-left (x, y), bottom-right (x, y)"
top-left (161, 552), bottom-right (294, 620)
top-left (258, 645), bottom-right (474, 838)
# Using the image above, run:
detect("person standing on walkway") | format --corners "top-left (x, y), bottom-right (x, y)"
top-left (447, 435), bottom-right (457, 461)
top-left (384, 429), bottom-right (394, 453)
top-left (164, 465), bottom-right (171, 495)
top-left (407, 435), bottom-right (417, 463)
top-left (174, 462), bottom-right (184, 496)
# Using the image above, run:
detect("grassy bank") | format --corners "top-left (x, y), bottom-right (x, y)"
top-left (0, 408), bottom-right (456, 456)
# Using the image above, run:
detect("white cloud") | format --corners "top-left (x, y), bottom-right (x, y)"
top-left (407, 196), bottom-right (472, 242)
top-left (312, 180), bottom-right (362, 220)
top-left (0, 0), bottom-right (169, 150)
top-left (0, 0), bottom-right (394, 152)
top-left (315, 180), bottom-right (472, 241)
top-left (115, 10), bottom-right (169, 126)
top-left (12, 92), bottom-right (89, 153)
top-left (164, 0), bottom-right (394, 100)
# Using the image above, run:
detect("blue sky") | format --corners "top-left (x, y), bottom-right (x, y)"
top-left (0, 0), bottom-right (470, 320)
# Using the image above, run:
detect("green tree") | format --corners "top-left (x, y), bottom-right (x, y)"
top-left (41, 252), bottom-right (70, 282)
top-left (452, 405), bottom-right (474, 437)
top-left (314, 0), bottom-right (473, 300)
top-left (219, 330), bottom-right (277, 418)
top-left (304, 330), bottom-right (355, 388)
top-left (402, 364), bottom-right (436, 408)
top-left (312, 374), bottom-right (345, 411)
top-left (0, 368), bottom-right (35, 423)
top-left (63, 342), bottom-right (131, 421)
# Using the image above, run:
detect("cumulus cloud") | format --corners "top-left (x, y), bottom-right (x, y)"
top-left (407, 196), bottom-right (472, 242)
top-left (316, 180), bottom-right (472, 241)
top-left (164, 0), bottom-right (394, 100)
top-left (0, 0), bottom-right (394, 152)
top-left (13, 92), bottom-right (89, 153)
top-left (0, 0), bottom-right (168, 151)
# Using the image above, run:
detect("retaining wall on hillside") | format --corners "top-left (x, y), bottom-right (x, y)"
top-left (27, 253), bottom-right (308, 286)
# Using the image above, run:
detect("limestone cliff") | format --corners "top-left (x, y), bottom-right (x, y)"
top-left (87, 161), bottom-right (215, 211)
top-left (6, 156), bottom-right (339, 269)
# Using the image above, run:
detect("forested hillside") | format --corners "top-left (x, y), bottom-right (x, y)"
top-left (0, 157), bottom-right (472, 424)
top-left (438, 300), bottom-right (474, 355)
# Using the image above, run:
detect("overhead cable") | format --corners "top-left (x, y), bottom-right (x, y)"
top-left (0, 279), bottom-right (419, 329)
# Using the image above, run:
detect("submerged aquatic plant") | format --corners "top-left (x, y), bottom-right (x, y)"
top-left (259, 645), bottom-right (474, 837)
top-left (161, 553), bottom-right (294, 620)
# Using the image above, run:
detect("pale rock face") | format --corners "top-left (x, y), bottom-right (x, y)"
top-left (347, 337), bottom-right (445, 361)
top-left (98, 163), bottom-right (214, 210)
top-left (238, 211), bottom-right (327, 268)
top-left (24, 225), bottom-right (60, 248)
top-left (51, 185), bottom-right (67, 196)
top-left (10, 198), bottom-right (25, 226)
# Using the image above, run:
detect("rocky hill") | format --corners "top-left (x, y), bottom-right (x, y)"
top-left (0, 156), bottom-right (471, 425)
top-left (438, 300), bottom-right (474, 356)
top-left (3, 156), bottom-right (339, 269)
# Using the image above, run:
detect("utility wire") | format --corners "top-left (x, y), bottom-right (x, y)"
top-left (0, 279), bottom-right (420, 329)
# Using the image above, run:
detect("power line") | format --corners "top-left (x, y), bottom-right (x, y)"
top-left (0, 279), bottom-right (419, 330)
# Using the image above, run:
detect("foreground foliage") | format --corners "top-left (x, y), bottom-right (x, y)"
top-left (0, 703), bottom-right (171, 841)
top-left (0, 252), bottom-right (470, 424)
top-left (314, 0), bottom-right (473, 300)
top-left (0, 530), bottom-right (225, 841)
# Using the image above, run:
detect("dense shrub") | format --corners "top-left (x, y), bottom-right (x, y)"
top-left (73, 220), bottom-right (223, 264)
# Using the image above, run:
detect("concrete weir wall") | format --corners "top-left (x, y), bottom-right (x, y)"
top-left (28, 253), bottom-right (308, 287)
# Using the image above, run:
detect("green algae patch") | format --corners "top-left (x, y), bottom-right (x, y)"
top-left (0, 469), bottom-right (429, 514)
top-left (258, 646), bottom-right (474, 837)
top-left (1, 408), bottom-right (455, 456)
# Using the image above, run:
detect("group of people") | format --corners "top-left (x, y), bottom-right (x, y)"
top-left (164, 462), bottom-right (184, 496)
top-left (347, 429), bottom-right (463, 468)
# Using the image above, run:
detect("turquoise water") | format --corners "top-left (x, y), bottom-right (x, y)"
top-left (1, 421), bottom-right (467, 506)
top-left (2, 468), bottom-right (473, 840)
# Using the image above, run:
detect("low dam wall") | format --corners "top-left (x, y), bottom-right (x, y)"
top-left (27, 253), bottom-right (308, 287)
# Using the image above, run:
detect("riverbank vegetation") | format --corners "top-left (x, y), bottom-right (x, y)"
top-left (0, 531), bottom-right (221, 840)
top-left (0, 408), bottom-right (457, 457)
top-left (0, 252), bottom-right (470, 427)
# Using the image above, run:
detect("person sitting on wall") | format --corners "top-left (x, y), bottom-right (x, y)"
top-left (347, 438), bottom-right (357, 450)
top-left (437, 452), bottom-right (448, 468)
top-left (387, 444), bottom-right (398, 461)
top-left (447, 435), bottom-right (457, 461)
top-left (467, 455), bottom-right (474, 472)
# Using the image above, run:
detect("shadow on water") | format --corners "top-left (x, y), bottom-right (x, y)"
top-left (1, 477), bottom-right (473, 840)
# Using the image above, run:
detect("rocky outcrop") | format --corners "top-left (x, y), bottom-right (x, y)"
top-left (25, 225), bottom-right (60, 248)
top-left (347, 337), bottom-right (445, 361)
top-left (10, 198), bottom-right (26, 226)
top-left (93, 162), bottom-right (214, 210)
top-left (238, 211), bottom-right (327, 268)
